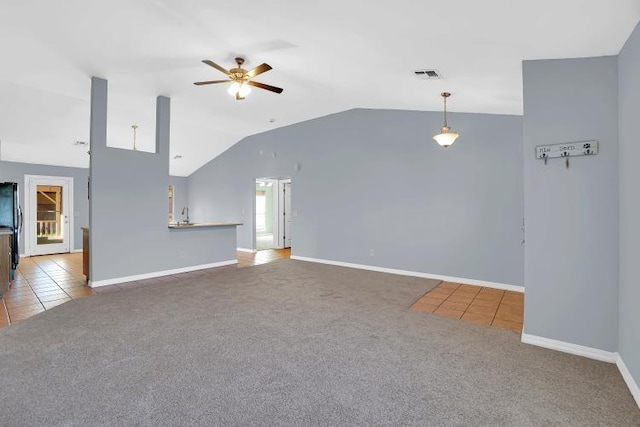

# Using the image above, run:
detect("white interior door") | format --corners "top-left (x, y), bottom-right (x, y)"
top-left (283, 182), bottom-right (292, 248)
top-left (27, 176), bottom-right (72, 256)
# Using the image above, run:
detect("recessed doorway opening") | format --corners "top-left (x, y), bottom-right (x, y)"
top-left (255, 179), bottom-right (275, 250)
top-left (255, 177), bottom-right (292, 251)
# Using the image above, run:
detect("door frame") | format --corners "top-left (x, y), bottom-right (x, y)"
top-left (23, 175), bottom-right (74, 257)
top-left (274, 178), bottom-right (291, 249)
top-left (279, 179), bottom-right (292, 249)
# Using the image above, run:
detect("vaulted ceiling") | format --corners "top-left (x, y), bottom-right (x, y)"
top-left (1, 1), bottom-right (638, 176)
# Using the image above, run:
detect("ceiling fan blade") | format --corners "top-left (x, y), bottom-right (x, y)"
top-left (193, 80), bottom-right (231, 86)
top-left (202, 60), bottom-right (230, 75)
top-left (245, 63), bottom-right (272, 79)
top-left (247, 80), bottom-right (284, 94)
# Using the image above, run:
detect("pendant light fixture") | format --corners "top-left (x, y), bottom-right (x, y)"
top-left (433, 92), bottom-right (460, 148)
top-left (131, 124), bottom-right (138, 151)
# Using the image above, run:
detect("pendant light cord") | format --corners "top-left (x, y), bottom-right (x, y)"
top-left (443, 95), bottom-right (448, 128)
top-left (132, 124), bottom-right (138, 151)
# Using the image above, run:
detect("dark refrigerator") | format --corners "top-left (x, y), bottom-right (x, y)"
top-left (0, 182), bottom-right (22, 280)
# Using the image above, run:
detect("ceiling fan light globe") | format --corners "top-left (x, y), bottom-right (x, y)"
top-left (238, 83), bottom-right (251, 98)
top-left (228, 81), bottom-right (251, 98)
top-left (228, 82), bottom-right (239, 96)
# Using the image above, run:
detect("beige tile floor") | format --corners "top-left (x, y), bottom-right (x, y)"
top-left (411, 281), bottom-right (524, 333)
top-left (1, 249), bottom-right (292, 328)
top-left (1, 253), bottom-right (89, 327)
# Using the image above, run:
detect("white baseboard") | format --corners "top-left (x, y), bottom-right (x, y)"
top-left (521, 333), bottom-right (617, 363)
top-left (290, 255), bottom-right (524, 293)
top-left (89, 259), bottom-right (238, 288)
top-left (617, 354), bottom-right (640, 409)
top-left (21, 249), bottom-right (82, 257)
top-left (521, 334), bottom-right (639, 409)
top-left (237, 247), bottom-right (257, 253)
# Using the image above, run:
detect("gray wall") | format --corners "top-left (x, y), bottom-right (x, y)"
top-left (0, 160), bottom-right (88, 252)
top-left (0, 160), bottom-right (188, 254)
top-left (89, 78), bottom-right (236, 283)
top-left (522, 57), bottom-right (619, 351)
top-left (188, 108), bottom-right (524, 286)
top-left (618, 22), bottom-right (640, 388)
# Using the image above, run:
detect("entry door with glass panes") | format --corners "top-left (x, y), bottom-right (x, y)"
top-left (28, 177), bottom-right (72, 256)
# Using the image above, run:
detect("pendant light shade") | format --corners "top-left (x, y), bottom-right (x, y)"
top-left (433, 127), bottom-right (459, 147)
top-left (433, 92), bottom-right (459, 148)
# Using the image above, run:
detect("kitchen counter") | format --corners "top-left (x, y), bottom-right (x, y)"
top-left (0, 228), bottom-right (12, 235)
top-left (168, 222), bottom-right (242, 229)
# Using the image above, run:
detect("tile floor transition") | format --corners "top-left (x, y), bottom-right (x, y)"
top-left (411, 282), bottom-right (524, 333)
top-left (1, 248), bottom-right (292, 328)
top-left (2, 249), bottom-right (523, 335)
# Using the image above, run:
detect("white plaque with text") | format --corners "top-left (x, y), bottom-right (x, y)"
top-left (536, 140), bottom-right (598, 160)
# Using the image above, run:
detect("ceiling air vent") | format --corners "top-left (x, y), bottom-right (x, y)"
top-left (414, 69), bottom-right (442, 80)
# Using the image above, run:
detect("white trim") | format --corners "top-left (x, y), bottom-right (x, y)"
top-left (272, 178), bottom-right (292, 250)
top-left (237, 247), bottom-right (257, 253)
top-left (68, 179), bottom-right (74, 256)
top-left (88, 259), bottom-right (237, 288)
top-left (23, 175), bottom-right (30, 257)
top-left (617, 354), bottom-right (640, 409)
top-left (521, 334), bottom-right (640, 408)
top-left (21, 250), bottom-right (81, 257)
top-left (521, 333), bottom-right (617, 363)
top-left (290, 255), bottom-right (524, 293)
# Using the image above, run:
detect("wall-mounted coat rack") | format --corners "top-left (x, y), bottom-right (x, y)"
top-left (536, 140), bottom-right (598, 168)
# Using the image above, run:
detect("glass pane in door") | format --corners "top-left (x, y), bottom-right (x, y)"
top-left (36, 185), bottom-right (64, 246)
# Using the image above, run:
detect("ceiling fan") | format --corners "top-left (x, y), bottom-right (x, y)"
top-left (194, 57), bottom-right (284, 100)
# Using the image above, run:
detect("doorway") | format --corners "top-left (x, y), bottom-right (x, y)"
top-left (255, 179), bottom-right (276, 250)
top-left (255, 178), bottom-right (292, 251)
top-left (24, 175), bottom-right (73, 256)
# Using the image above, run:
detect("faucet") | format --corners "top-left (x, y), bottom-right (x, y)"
top-left (181, 207), bottom-right (190, 224)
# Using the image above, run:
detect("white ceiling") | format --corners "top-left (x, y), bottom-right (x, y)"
top-left (0, 1), bottom-right (638, 176)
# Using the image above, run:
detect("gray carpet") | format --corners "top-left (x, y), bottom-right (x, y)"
top-left (0, 260), bottom-right (638, 426)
